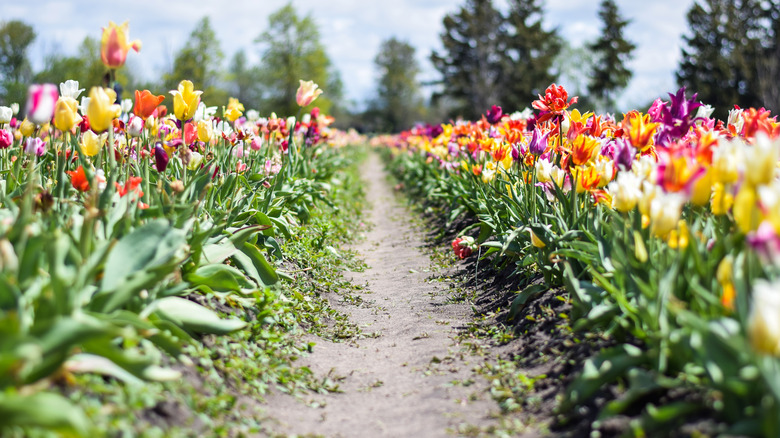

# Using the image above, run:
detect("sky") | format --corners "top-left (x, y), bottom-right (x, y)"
top-left (5, 0), bottom-right (696, 112)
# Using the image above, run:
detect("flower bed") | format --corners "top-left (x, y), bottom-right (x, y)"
top-left (379, 84), bottom-right (780, 436)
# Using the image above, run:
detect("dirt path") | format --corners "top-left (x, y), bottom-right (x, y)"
top-left (261, 152), bottom-right (501, 437)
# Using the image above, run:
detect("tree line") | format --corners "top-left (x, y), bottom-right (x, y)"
top-left (1, 0), bottom-right (780, 131)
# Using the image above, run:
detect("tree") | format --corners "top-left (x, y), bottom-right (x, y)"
top-left (757, 1), bottom-right (780, 113)
top-left (227, 49), bottom-right (262, 111)
top-left (677, 0), bottom-right (768, 118)
top-left (430, 0), bottom-right (506, 119)
top-left (164, 17), bottom-right (227, 105)
top-left (255, 3), bottom-right (341, 116)
top-left (587, 0), bottom-right (636, 111)
top-left (0, 20), bottom-right (36, 105)
top-left (371, 37), bottom-right (423, 132)
top-left (503, 0), bottom-right (561, 109)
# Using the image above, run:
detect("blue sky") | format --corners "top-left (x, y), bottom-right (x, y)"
top-left (6, 0), bottom-right (695, 111)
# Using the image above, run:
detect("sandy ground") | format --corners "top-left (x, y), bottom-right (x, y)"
top-left (260, 153), bottom-right (500, 437)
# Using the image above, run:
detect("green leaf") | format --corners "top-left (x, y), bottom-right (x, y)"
top-left (101, 219), bottom-right (187, 292)
top-left (154, 297), bottom-right (247, 335)
top-left (0, 391), bottom-right (90, 435)
top-left (185, 264), bottom-right (252, 292)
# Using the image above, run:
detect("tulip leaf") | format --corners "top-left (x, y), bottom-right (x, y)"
top-left (0, 391), bottom-right (90, 435)
top-left (154, 296), bottom-right (247, 335)
top-left (101, 219), bottom-right (187, 292)
top-left (185, 264), bottom-right (252, 291)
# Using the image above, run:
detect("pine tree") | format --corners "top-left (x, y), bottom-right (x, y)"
top-left (677, 0), bottom-right (769, 118)
top-left (503, 0), bottom-right (561, 110)
top-left (373, 38), bottom-right (423, 132)
top-left (587, 0), bottom-right (635, 111)
top-left (430, 0), bottom-right (506, 119)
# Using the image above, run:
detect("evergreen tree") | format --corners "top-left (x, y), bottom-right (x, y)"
top-left (430, 0), bottom-right (506, 119)
top-left (587, 0), bottom-right (636, 111)
top-left (677, 0), bottom-right (768, 118)
top-left (503, 0), bottom-right (561, 110)
top-left (0, 20), bottom-right (36, 105)
top-left (372, 37), bottom-right (424, 132)
top-left (255, 3), bottom-right (341, 116)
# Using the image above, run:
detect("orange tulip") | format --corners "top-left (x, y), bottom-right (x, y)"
top-left (67, 166), bottom-right (90, 192)
top-left (134, 90), bottom-right (165, 120)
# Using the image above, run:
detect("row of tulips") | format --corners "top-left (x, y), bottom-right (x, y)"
top-left (380, 84), bottom-right (780, 436)
top-left (0, 75), bottom-right (352, 435)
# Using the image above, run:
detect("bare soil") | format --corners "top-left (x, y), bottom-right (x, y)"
top-left (259, 153), bottom-right (508, 437)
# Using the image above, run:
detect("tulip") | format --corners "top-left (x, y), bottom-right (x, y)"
top-left (535, 157), bottom-right (553, 183)
top-left (54, 97), bottom-right (80, 132)
top-left (87, 87), bottom-right (121, 133)
top-left (154, 144), bottom-right (169, 172)
top-left (25, 137), bottom-right (46, 156)
top-left (748, 279), bottom-right (780, 356)
top-left (100, 21), bottom-right (141, 69)
top-left (485, 105), bottom-right (503, 125)
top-left (197, 120), bottom-right (213, 143)
top-left (0, 106), bottom-right (12, 124)
top-left (25, 83), bottom-right (59, 125)
top-left (133, 90), bottom-right (165, 120)
top-left (649, 191), bottom-right (685, 238)
top-left (528, 127), bottom-right (550, 156)
top-left (127, 115), bottom-right (144, 137)
top-left (19, 118), bottom-right (35, 137)
top-left (745, 133), bottom-right (778, 187)
top-left (296, 80), bottom-right (323, 107)
top-left (0, 129), bottom-right (12, 149)
top-left (59, 80), bottom-right (84, 100)
top-left (609, 171), bottom-right (642, 213)
top-left (170, 80), bottom-right (202, 121)
top-left (188, 152), bottom-right (203, 170)
top-left (81, 130), bottom-right (105, 157)
top-left (66, 165), bottom-right (90, 192)
top-left (225, 97), bottom-right (244, 122)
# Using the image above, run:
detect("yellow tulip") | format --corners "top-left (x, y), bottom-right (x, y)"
top-left (20, 118), bottom-right (35, 137)
top-left (81, 130), bottom-right (105, 157)
top-left (86, 87), bottom-right (120, 133)
top-left (745, 134), bottom-right (778, 187)
top-left (711, 183), bottom-right (733, 216)
top-left (197, 120), bottom-right (213, 143)
top-left (733, 185), bottom-right (762, 233)
top-left (224, 97), bottom-right (244, 123)
top-left (53, 97), bottom-right (80, 132)
top-left (170, 80), bottom-right (202, 121)
top-left (690, 168), bottom-right (713, 206)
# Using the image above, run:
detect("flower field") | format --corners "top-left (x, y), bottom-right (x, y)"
top-left (0, 21), bottom-right (371, 436)
top-left (379, 84), bottom-right (780, 436)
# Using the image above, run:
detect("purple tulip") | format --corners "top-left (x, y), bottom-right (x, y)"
top-left (24, 137), bottom-right (46, 156)
top-left (528, 128), bottom-right (550, 156)
top-left (614, 139), bottom-right (637, 171)
top-left (486, 105), bottom-right (503, 125)
top-left (154, 144), bottom-right (169, 172)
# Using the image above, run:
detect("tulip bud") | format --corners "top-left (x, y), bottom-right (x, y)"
top-left (0, 129), bottom-right (13, 149)
top-left (154, 144), bottom-right (169, 172)
top-left (127, 115), bottom-right (144, 137)
top-left (19, 119), bottom-right (35, 137)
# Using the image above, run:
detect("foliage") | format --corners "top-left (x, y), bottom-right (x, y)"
top-left (163, 17), bottom-right (226, 105)
top-left (369, 37), bottom-right (424, 133)
top-left (430, 0), bottom-right (506, 120)
top-left (255, 3), bottom-right (342, 116)
top-left (677, 0), bottom-right (774, 118)
top-left (0, 20), bottom-right (36, 105)
top-left (502, 0), bottom-right (561, 109)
